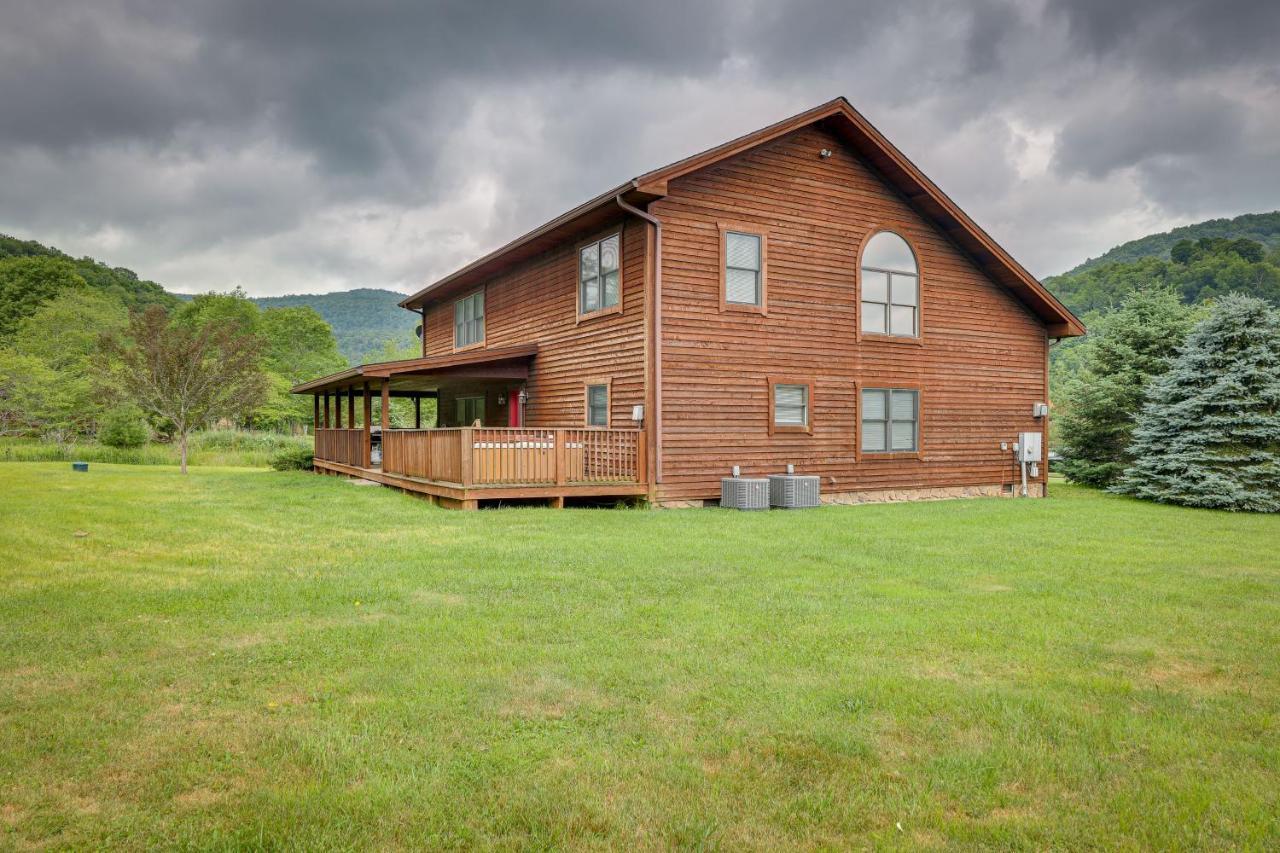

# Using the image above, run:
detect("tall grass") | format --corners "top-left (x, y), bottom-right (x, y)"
top-left (0, 430), bottom-right (310, 468)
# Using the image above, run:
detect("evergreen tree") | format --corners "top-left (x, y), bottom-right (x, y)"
top-left (1116, 295), bottom-right (1280, 512)
top-left (1057, 287), bottom-right (1197, 487)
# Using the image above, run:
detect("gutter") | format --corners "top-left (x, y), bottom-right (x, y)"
top-left (614, 190), bottom-right (664, 485)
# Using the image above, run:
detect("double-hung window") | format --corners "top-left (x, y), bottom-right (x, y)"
top-left (724, 231), bottom-right (763, 307)
top-left (771, 381), bottom-right (811, 432)
top-left (860, 231), bottom-right (919, 337)
top-left (586, 383), bottom-right (609, 426)
top-left (454, 290), bottom-right (485, 348)
top-left (861, 388), bottom-right (918, 453)
top-left (579, 234), bottom-right (620, 315)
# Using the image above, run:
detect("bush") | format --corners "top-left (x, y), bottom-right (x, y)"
top-left (98, 405), bottom-right (150, 448)
top-left (269, 445), bottom-right (314, 471)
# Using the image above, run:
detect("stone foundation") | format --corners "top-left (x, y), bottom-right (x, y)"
top-left (654, 482), bottom-right (1044, 509)
top-left (820, 482), bottom-right (1043, 505)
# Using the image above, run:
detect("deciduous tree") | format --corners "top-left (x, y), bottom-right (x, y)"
top-left (107, 306), bottom-right (268, 472)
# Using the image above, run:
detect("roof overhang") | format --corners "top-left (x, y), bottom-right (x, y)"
top-left (400, 97), bottom-right (1084, 337)
top-left (290, 343), bottom-right (538, 395)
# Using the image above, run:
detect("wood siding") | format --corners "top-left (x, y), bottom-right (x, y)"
top-left (422, 218), bottom-right (649, 436)
top-left (651, 124), bottom-right (1049, 502)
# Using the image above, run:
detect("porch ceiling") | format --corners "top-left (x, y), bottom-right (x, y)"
top-left (290, 343), bottom-right (537, 395)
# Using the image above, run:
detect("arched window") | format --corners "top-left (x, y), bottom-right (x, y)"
top-left (860, 231), bottom-right (918, 337)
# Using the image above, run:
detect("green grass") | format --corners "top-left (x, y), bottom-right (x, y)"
top-left (0, 431), bottom-right (309, 468)
top-left (1, 464), bottom-right (1277, 849)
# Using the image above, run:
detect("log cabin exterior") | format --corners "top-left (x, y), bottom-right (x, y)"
top-left (293, 98), bottom-right (1084, 508)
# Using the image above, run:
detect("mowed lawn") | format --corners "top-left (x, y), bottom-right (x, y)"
top-left (1, 464), bottom-right (1278, 849)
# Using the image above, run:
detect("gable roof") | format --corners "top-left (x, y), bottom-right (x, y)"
top-left (401, 97), bottom-right (1085, 337)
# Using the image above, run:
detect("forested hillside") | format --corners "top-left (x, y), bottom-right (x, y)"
top-left (1044, 219), bottom-right (1280, 317)
top-left (0, 233), bottom-right (178, 337)
top-left (253, 289), bottom-right (417, 364)
top-left (1058, 211), bottom-right (1280, 277)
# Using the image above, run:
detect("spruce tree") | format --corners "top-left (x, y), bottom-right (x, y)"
top-left (1116, 295), bottom-right (1280, 512)
top-left (1058, 287), bottom-right (1196, 487)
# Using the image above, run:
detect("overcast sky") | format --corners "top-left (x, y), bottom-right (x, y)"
top-left (2, 0), bottom-right (1277, 296)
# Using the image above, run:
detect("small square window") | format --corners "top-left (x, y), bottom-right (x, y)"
top-left (773, 383), bottom-right (808, 428)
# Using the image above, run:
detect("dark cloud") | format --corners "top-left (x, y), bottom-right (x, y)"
top-left (1054, 91), bottom-right (1247, 179)
top-left (0, 0), bottom-right (1275, 294)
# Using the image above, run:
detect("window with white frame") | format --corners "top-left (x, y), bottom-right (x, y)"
top-left (724, 231), bottom-right (762, 306)
top-left (860, 232), bottom-right (918, 337)
top-left (773, 383), bottom-right (809, 428)
top-left (586, 383), bottom-right (609, 426)
top-left (861, 388), bottom-right (918, 452)
top-left (579, 234), bottom-right (620, 314)
top-left (456, 395), bottom-right (484, 426)
top-left (454, 290), bottom-right (485, 348)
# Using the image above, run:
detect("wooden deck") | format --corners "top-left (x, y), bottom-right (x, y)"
top-left (313, 427), bottom-right (648, 508)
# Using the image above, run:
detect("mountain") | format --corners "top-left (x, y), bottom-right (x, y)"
top-left (1043, 212), bottom-right (1280, 317)
top-left (1058, 211), bottom-right (1280, 277)
top-left (0, 233), bottom-right (178, 313)
top-left (252, 288), bottom-right (417, 364)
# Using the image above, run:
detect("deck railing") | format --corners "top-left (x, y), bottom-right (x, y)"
top-left (381, 427), bottom-right (646, 487)
top-left (314, 428), bottom-right (365, 467)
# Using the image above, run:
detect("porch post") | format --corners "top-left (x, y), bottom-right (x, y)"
top-left (414, 396), bottom-right (421, 429)
top-left (380, 379), bottom-right (390, 431)
top-left (312, 395), bottom-right (319, 434)
top-left (347, 388), bottom-right (355, 429)
top-left (323, 392), bottom-right (330, 428)
top-left (334, 389), bottom-right (342, 429)
top-left (363, 382), bottom-right (372, 468)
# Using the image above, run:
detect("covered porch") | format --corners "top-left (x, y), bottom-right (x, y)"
top-left (292, 344), bottom-right (648, 508)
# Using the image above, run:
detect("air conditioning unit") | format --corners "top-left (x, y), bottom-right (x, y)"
top-left (720, 476), bottom-right (770, 510)
top-left (767, 471), bottom-right (820, 509)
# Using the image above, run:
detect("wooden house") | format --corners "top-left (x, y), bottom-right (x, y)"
top-left (294, 98), bottom-right (1084, 508)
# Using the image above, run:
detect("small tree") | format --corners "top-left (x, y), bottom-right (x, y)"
top-left (1116, 295), bottom-right (1280, 512)
top-left (1057, 287), bottom-right (1198, 487)
top-left (107, 306), bottom-right (268, 473)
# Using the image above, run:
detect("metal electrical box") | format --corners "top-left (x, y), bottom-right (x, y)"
top-left (1017, 431), bottom-right (1042, 463)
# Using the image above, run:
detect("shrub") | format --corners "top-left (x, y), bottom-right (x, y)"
top-left (98, 405), bottom-right (150, 448)
top-left (269, 445), bottom-right (314, 471)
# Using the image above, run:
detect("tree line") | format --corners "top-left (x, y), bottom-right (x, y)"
top-left (0, 257), bottom-right (350, 470)
top-left (1055, 285), bottom-right (1280, 512)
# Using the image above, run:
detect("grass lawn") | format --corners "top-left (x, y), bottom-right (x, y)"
top-left (1, 463), bottom-right (1278, 849)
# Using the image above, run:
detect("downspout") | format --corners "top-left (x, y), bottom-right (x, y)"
top-left (614, 191), bottom-right (663, 485)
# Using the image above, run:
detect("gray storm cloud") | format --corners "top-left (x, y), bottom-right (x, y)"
top-left (1, 0), bottom-right (1276, 295)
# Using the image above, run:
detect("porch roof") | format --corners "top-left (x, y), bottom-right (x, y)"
top-left (290, 343), bottom-right (538, 395)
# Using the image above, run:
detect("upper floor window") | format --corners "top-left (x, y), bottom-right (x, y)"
top-left (454, 290), bottom-right (484, 349)
top-left (580, 234), bottom-right (620, 315)
top-left (861, 231), bottom-right (918, 337)
top-left (724, 230), bottom-right (763, 306)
